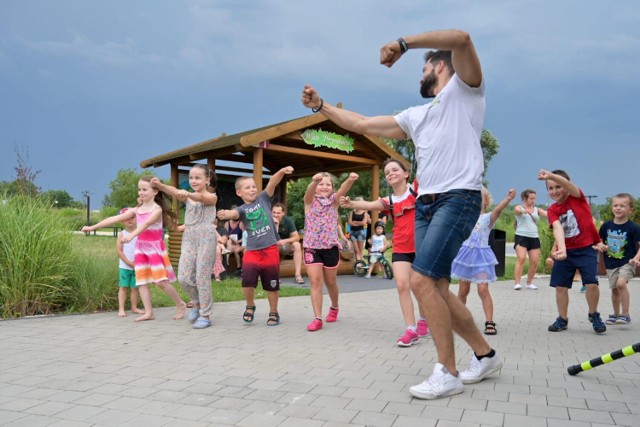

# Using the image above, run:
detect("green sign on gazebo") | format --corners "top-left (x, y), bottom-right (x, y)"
top-left (301, 129), bottom-right (354, 153)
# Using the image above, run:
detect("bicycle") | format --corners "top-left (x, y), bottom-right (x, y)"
top-left (353, 251), bottom-right (394, 279)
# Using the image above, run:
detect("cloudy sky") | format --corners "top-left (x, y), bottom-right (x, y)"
top-left (1, 0), bottom-right (639, 208)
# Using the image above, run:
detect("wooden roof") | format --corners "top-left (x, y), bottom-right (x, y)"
top-left (140, 109), bottom-right (409, 179)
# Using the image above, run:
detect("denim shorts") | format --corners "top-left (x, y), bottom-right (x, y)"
top-left (412, 189), bottom-right (481, 281)
top-left (350, 229), bottom-right (367, 242)
top-left (550, 246), bottom-right (599, 288)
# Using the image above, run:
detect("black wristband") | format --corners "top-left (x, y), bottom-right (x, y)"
top-left (397, 37), bottom-right (408, 54)
top-left (312, 98), bottom-right (324, 113)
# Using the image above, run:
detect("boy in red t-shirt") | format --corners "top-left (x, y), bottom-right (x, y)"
top-left (538, 169), bottom-right (606, 334)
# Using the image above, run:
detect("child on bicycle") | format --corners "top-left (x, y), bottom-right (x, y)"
top-left (365, 221), bottom-right (389, 279)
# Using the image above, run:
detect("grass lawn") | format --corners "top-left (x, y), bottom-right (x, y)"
top-left (73, 235), bottom-right (309, 310)
top-left (74, 236), bottom-right (533, 312)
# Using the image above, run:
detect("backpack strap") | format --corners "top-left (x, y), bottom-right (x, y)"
top-left (388, 185), bottom-right (417, 214)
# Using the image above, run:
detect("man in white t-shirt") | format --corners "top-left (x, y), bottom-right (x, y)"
top-left (301, 29), bottom-right (501, 400)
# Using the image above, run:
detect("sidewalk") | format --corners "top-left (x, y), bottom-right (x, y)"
top-left (1, 276), bottom-right (638, 426)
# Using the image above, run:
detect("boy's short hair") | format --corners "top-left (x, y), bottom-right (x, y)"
top-left (235, 176), bottom-right (254, 190)
top-left (612, 193), bottom-right (635, 207)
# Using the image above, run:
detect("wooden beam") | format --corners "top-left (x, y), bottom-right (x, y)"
top-left (194, 146), bottom-right (244, 161)
top-left (265, 143), bottom-right (378, 165)
top-left (253, 149), bottom-right (264, 192)
top-left (239, 114), bottom-right (327, 147)
top-left (278, 131), bottom-right (304, 141)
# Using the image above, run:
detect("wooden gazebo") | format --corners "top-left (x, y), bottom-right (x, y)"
top-left (140, 107), bottom-right (409, 276)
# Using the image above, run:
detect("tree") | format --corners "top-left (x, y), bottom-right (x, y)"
top-left (0, 146), bottom-right (42, 198)
top-left (102, 168), bottom-right (150, 210)
top-left (40, 190), bottom-right (77, 208)
top-left (480, 129), bottom-right (500, 186)
top-left (13, 144), bottom-right (41, 197)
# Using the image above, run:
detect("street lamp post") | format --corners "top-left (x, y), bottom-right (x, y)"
top-left (82, 191), bottom-right (91, 226)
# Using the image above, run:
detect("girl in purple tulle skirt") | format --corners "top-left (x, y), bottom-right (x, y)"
top-left (452, 188), bottom-right (516, 335)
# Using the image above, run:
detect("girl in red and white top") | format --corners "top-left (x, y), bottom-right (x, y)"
top-left (340, 159), bottom-right (428, 347)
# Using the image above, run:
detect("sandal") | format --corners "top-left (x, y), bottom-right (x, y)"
top-left (484, 321), bottom-right (497, 335)
top-left (294, 275), bottom-right (305, 285)
top-left (267, 312), bottom-right (280, 326)
top-left (243, 305), bottom-right (256, 323)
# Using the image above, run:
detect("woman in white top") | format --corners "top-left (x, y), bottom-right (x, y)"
top-left (513, 189), bottom-right (547, 290)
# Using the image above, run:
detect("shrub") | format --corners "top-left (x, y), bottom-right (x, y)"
top-left (0, 194), bottom-right (73, 317)
top-left (66, 237), bottom-right (119, 313)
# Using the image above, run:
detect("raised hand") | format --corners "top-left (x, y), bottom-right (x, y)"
top-left (380, 39), bottom-right (404, 68)
top-left (301, 84), bottom-right (322, 110)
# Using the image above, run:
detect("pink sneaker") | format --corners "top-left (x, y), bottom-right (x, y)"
top-left (417, 319), bottom-right (429, 337)
top-left (397, 329), bottom-right (419, 347)
top-left (307, 318), bottom-right (323, 332)
top-left (325, 307), bottom-right (339, 323)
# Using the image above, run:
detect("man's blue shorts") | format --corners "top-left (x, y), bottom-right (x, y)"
top-left (413, 189), bottom-right (481, 281)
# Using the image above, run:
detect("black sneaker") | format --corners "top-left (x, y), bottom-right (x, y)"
top-left (588, 312), bottom-right (607, 334)
top-left (548, 316), bottom-right (568, 332)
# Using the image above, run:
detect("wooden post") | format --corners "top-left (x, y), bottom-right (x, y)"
top-left (170, 163), bottom-right (179, 212)
top-left (280, 180), bottom-right (287, 207)
top-left (253, 148), bottom-right (264, 192)
top-left (207, 157), bottom-right (216, 192)
top-left (370, 164), bottom-right (380, 224)
top-left (168, 163), bottom-right (181, 268)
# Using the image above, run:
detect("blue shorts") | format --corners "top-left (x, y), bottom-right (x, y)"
top-left (412, 189), bottom-right (481, 281)
top-left (550, 246), bottom-right (599, 288)
top-left (350, 229), bottom-right (366, 242)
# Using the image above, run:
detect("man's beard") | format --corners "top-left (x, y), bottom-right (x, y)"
top-left (420, 69), bottom-right (437, 98)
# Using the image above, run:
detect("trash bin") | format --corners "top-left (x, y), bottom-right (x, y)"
top-left (489, 229), bottom-right (506, 277)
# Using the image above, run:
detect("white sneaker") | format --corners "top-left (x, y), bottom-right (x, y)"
top-left (409, 363), bottom-right (464, 400)
top-left (514, 284), bottom-right (522, 290)
top-left (526, 284), bottom-right (538, 290)
top-left (459, 352), bottom-right (503, 384)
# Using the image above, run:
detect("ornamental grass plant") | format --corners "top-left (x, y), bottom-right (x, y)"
top-left (0, 194), bottom-right (73, 318)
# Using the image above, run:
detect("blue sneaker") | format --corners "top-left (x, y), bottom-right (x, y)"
top-left (605, 314), bottom-right (618, 324)
top-left (192, 317), bottom-right (211, 329)
top-left (548, 316), bottom-right (568, 332)
top-left (187, 308), bottom-right (200, 324)
top-left (617, 315), bottom-right (631, 324)
top-left (580, 285), bottom-right (586, 293)
top-left (588, 312), bottom-right (606, 334)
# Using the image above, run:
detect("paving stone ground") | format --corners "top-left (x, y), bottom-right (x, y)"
top-left (1, 276), bottom-right (639, 426)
